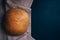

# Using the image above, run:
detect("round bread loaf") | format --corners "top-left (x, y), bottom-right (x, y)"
top-left (4, 8), bottom-right (29, 35)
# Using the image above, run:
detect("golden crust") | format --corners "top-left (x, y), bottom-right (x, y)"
top-left (4, 8), bottom-right (29, 35)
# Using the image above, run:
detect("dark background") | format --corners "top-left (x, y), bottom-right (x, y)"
top-left (31, 0), bottom-right (60, 40)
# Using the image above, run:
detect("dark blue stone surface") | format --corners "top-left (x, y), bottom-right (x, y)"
top-left (32, 0), bottom-right (60, 40)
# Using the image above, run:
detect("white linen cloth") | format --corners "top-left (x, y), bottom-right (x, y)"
top-left (0, 0), bottom-right (35, 40)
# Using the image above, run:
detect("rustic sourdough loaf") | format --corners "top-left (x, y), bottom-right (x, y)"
top-left (4, 8), bottom-right (29, 35)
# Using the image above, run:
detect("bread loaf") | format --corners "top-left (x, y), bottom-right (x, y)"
top-left (3, 8), bottom-right (29, 35)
